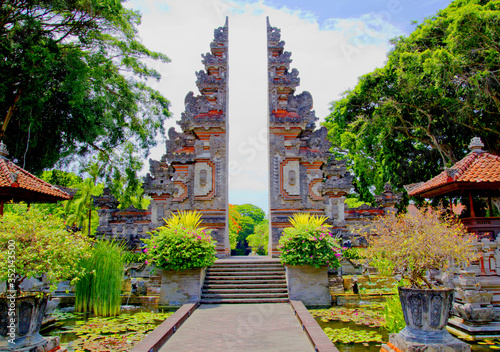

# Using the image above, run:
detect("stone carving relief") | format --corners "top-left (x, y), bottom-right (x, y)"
top-left (430, 295), bottom-right (443, 328)
top-left (409, 294), bottom-right (423, 327)
top-left (288, 91), bottom-right (313, 117)
top-left (282, 160), bottom-right (300, 196)
top-left (194, 161), bottom-right (213, 197)
top-left (184, 91), bottom-right (211, 116)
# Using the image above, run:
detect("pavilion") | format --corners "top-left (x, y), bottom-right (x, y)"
top-left (405, 137), bottom-right (500, 239)
top-left (0, 141), bottom-right (72, 215)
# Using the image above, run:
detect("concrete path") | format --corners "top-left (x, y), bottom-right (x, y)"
top-left (158, 303), bottom-right (315, 352)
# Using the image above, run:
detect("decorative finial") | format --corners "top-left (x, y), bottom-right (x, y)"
top-left (469, 137), bottom-right (484, 153)
top-left (0, 140), bottom-right (8, 158)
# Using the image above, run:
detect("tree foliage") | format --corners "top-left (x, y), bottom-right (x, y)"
top-left (235, 204), bottom-right (265, 223)
top-left (246, 220), bottom-right (268, 255)
top-left (323, 0), bottom-right (500, 202)
top-left (228, 204), bottom-right (241, 250)
top-left (0, 204), bottom-right (92, 292)
top-left (0, 0), bottom-right (170, 174)
top-left (355, 209), bottom-right (475, 288)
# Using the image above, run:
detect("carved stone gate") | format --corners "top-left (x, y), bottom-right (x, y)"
top-left (94, 18), bottom-right (400, 258)
top-left (267, 18), bottom-right (354, 256)
top-left (95, 19), bottom-right (230, 257)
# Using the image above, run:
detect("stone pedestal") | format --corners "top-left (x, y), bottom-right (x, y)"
top-left (381, 332), bottom-right (470, 352)
top-left (285, 265), bottom-right (330, 307)
top-left (159, 268), bottom-right (206, 305)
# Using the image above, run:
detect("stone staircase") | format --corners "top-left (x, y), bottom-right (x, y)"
top-left (200, 259), bottom-right (289, 304)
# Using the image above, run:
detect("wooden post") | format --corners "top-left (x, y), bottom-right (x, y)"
top-left (469, 191), bottom-right (476, 218)
top-left (0, 200), bottom-right (3, 216)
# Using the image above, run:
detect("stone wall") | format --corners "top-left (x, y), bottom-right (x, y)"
top-left (159, 268), bottom-right (206, 306)
top-left (286, 265), bottom-right (330, 307)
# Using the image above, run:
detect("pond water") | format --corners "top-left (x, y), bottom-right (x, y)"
top-left (41, 306), bottom-right (175, 351)
top-left (312, 309), bottom-right (494, 352)
top-left (316, 319), bottom-right (388, 352)
top-left (42, 305), bottom-right (497, 351)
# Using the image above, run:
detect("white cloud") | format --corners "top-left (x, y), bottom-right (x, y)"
top-left (125, 0), bottom-right (402, 212)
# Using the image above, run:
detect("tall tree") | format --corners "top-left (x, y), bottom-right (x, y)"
top-left (324, 0), bottom-right (500, 203)
top-left (235, 204), bottom-right (265, 223)
top-left (228, 204), bottom-right (242, 250)
top-left (0, 0), bottom-right (170, 174)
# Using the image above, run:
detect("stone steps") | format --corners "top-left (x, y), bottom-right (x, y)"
top-left (202, 292), bottom-right (289, 299)
top-left (207, 266), bottom-right (283, 272)
top-left (204, 275), bottom-right (285, 282)
top-left (201, 259), bottom-right (289, 304)
top-left (200, 297), bottom-right (289, 304)
top-left (206, 271), bottom-right (285, 277)
top-left (203, 283), bottom-right (287, 290)
top-left (202, 288), bottom-right (288, 294)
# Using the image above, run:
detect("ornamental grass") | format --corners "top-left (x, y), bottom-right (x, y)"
top-left (75, 240), bottom-right (125, 317)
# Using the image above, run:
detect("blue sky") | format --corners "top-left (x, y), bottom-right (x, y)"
top-left (262, 0), bottom-right (449, 31)
top-left (127, 0), bottom-right (453, 214)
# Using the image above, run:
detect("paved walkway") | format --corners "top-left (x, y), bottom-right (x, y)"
top-left (158, 303), bottom-right (314, 352)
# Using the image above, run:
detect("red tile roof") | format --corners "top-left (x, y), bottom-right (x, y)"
top-left (0, 157), bottom-right (72, 202)
top-left (407, 151), bottom-right (500, 198)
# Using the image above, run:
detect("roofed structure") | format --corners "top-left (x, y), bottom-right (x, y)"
top-left (0, 141), bottom-right (72, 214)
top-left (407, 137), bottom-right (500, 198)
top-left (406, 137), bottom-right (500, 239)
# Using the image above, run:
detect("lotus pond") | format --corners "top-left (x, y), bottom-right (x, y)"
top-left (41, 303), bottom-right (500, 351)
top-left (309, 305), bottom-right (496, 352)
top-left (41, 307), bottom-right (175, 352)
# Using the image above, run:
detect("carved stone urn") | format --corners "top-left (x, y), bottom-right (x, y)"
top-left (398, 287), bottom-right (456, 342)
top-left (382, 287), bottom-right (470, 352)
top-left (0, 294), bottom-right (48, 351)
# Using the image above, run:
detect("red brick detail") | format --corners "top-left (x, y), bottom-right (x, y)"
top-left (387, 341), bottom-right (402, 352)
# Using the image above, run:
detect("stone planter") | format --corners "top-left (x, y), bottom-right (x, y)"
top-left (285, 265), bottom-right (330, 307)
top-left (382, 287), bottom-right (470, 352)
top-left (159, 267), bottom-right (206, 306)
top-left (0, 294), bottom-right (48, 351)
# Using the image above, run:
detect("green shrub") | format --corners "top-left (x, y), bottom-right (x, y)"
top-left (278, 227), bottom-right (342, 268)
top-left (0, 204), bottom-right (92, 293)
top-left (278, 213), bottom-right (341, 268)
top-left (143, 211), bottom-right (216, 271)
top-left (123, 251), bottom-right (144, 264)
top-left (75, 240), bottom-right (125, 317)
top-left (342, 247), bottom-right (364, 260)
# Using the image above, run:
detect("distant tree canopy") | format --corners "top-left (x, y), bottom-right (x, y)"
top-left (0, 0), bottom-right (170, 175)
top-left (235, 204), bottom-right (266, 224)
top-left (229, 204), bottom-right (267, 254)
top-left (323, 0), bottom-right (500, 204)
